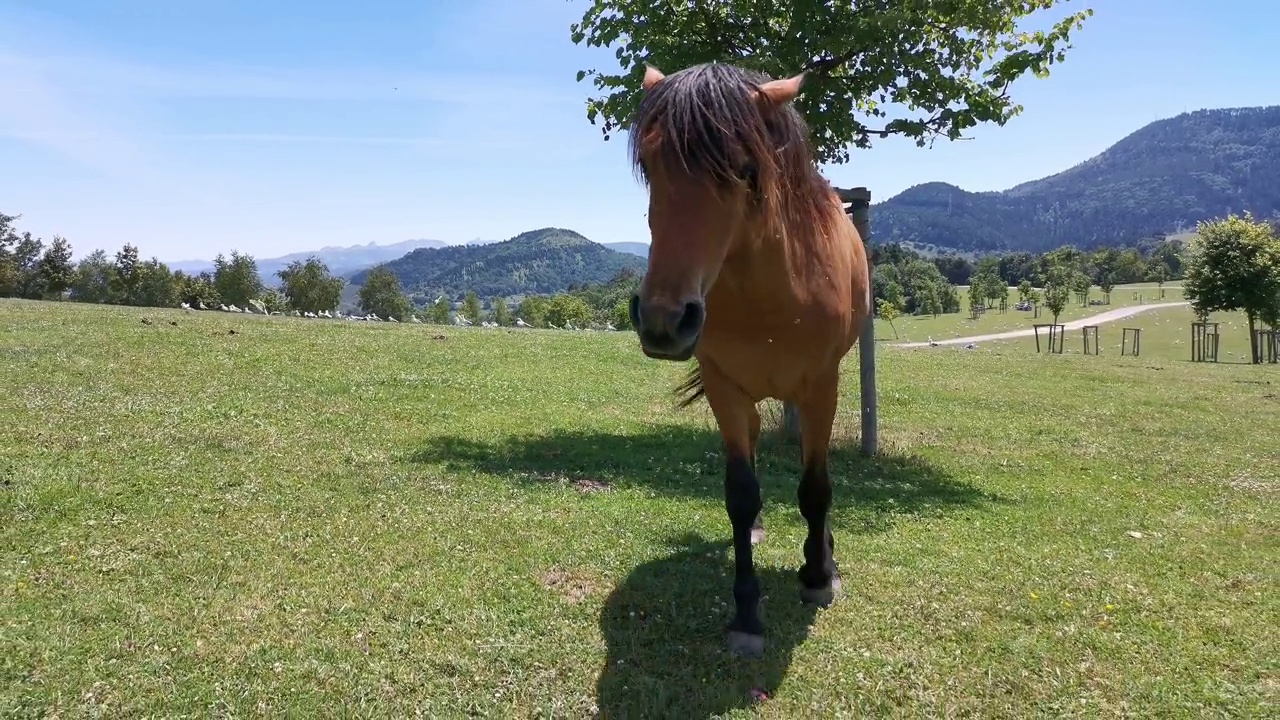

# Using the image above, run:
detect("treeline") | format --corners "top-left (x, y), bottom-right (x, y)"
top-left (1, 212), bottom-right (341, 315)
top-left (871, 235), bottom-right (1187, 316)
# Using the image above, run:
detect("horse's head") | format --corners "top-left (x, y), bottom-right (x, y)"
top-left (626, 62), bottom-right (807, 361)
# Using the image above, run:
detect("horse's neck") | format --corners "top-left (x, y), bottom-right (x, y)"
top-left (714, 223), bottom-right (821, 313)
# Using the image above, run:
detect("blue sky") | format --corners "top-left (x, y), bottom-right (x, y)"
top-left (1, 0), bottom-right (1276, 263)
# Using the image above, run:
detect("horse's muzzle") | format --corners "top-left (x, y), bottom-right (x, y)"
top-left (630, 293), bottom-right (703, 361)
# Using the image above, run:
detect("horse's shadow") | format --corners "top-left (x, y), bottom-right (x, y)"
top-left (594, 533), bottom-right (820, 718)
top-left (407, 422), bottom-right (1001, 717)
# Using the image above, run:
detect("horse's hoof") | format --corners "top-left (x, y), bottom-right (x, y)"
top-left (750, 526), bottom-right (765, 545)
top-left (800, 575), bottom-right (841, 608)
top-left (727, 630), bottom-right (765, 658)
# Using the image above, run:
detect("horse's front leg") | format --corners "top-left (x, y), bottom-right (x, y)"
top-left (796, 375), bottom-right (841, 608)
top-left (703, 365), bottom-right (765, 657)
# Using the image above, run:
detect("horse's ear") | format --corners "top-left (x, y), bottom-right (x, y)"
top-left (642, 64), bottom-right (665, 91)
top-left (756, 72), bottom-right (806, 108)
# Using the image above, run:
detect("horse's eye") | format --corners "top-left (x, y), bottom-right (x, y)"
top-left (739, 162), bottom-right (758, 188)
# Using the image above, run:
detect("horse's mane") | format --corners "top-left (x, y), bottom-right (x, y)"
top-left (629, 62), bottom-right (843, 410)
top-left (627, 62), bottom-right (838, 244)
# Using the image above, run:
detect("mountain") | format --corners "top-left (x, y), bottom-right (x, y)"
top-left (603, 241), bottom-right (649, 258)
top-left (168, 238), bottom-right (449, 283)
top-left (348, 227), bottom-right (647, 301)
top-left (871, 106), bottom-right (1280, 254)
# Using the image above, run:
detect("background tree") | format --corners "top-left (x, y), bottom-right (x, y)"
top-left (876, 297), bottom-right (902, 339)
top-left (358, 266), bottom-right (413, 321)
top-left (610, 298), bottom-right (631, 330)
top-left (1182, 213), bottom-right (1280, 364)
top-left (518, 295), bottom-right (552, 327)
top-left (461, 291), bottom-right (483, 324)
top-left (425, 296), bottom-right (451, 324)
top-left (37, 236), bottom-right (76, 299)
top-left (491, 297), bottom-right (512, 327)
top-left (546, 294), bottom-right (594, 328)
top-left (277, 257), bottom-right (344, 314)
top-left (571, 1), bottom-right (1092, 163)
top-left (1043, 264), bottom-right (1073, 328)
top-left (1017, 279), bottom-right (1034, 303)
top-left (111, 244), bottom-right (143, 305)
top-left (213, 251), bottom-right (265, 307)
top-left (1073, 272), bottom-right (1091, 307)
top-left (136, 258), bottom-right (178, 308)
top-left (1098, 273), bottom-right (1116, 304)
top-left (70, 250), bottom-right (118, 304)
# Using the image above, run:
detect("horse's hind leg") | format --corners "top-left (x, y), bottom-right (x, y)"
top-left (702, 364), bottom-right (766, 657)
top-left (796, 374), bottom-right (841, 608)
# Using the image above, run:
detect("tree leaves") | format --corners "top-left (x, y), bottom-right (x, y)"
top-left (570, 0), bottom-right (1094, 164)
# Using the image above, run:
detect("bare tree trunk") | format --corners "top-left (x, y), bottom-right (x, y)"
top-left (1249, 312), bottom-right (1259, 364)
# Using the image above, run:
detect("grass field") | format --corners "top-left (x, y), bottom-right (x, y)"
top-left (2, 299), bottom-right (1277, 717)
top-left (879, 283), bottom-right (1186, 344)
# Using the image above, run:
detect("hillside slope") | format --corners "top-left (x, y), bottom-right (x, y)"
top-left (871, 106), bottom-right (1280, 254)
top-left (349, 227), bottom-right (647, 301)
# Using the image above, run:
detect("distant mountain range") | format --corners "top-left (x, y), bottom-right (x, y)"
top-left (348, 227), bottom-right (647, 301)
top-left (168, 237), bottom-right (648, 287)
top-left (168, 238), bottom-right (450, 284)
top-left (871, 105), bottom-right (1280, 254)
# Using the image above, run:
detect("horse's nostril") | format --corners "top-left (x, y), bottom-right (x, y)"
top-left (678, 301), bottom-right (705, 336)
top-left (629, 294), bottom-right (642, 329)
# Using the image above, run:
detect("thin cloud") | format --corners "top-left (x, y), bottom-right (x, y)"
top-left (0, 51), bottom-right (580, 107)
top-left (0, 53), bottom-right (159, 181)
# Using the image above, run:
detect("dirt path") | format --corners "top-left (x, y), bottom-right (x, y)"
top-left (896, 301), bottom-right (1190, 348)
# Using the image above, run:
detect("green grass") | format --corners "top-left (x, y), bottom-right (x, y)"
top-left (880, 282), bottom-right (1187, 344)
top-left (2, 299), bottom-right (1277, 718)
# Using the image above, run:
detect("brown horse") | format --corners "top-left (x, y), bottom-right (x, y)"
top-left (626, 61), bottom-right (871, 657)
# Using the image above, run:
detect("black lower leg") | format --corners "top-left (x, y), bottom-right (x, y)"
top-left (797, 460), bottom-right (836, 592)
top-left (725, 454), bottom-right (764, 637)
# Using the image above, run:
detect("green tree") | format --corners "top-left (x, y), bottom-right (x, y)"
top-left (1073, 272), bottom-right (1091, 307)
top-left (461, 290), bottom-right (483, 323)
top-left (70, 249), bottom-right (118, 304)
top-left (358, 266), bottom-right (413, 321)
top-left (136, 258), bottom-right (178, 308)
top-left (491, 297), bottom-right (512, 327)
top-left (518, 295), bottom-right (552, 327)
top-left (610, 298), bottom-right (631, 330)
top-left (425, 296), bottom-right (451, 324)
top-left (1183, 213), bottom-right (1280, 364)
top-left (37, 236), bottom-right (76, 299)
top-left (111, 243), bottom-right (143, 305)
top-left (277, 257), bottom-right (344, 314)
top-left (1042, 264), bottom-right (1073, 327)
top-left (1017, 279), bottom-right (1034, 303)
top-left (546, 294), bottom-right (593, 328)
top-left (876, 297), bottom-right (902, 339)
top-left (570, 1), bottom-right (1092, 164)
top-left (1098, 273), bottom-right (1115, 304)
top-left (261, 288), bottom-right (288, 314)
top-left (213, 251), bottom-right (265, 307)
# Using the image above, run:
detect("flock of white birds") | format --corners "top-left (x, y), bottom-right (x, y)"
top-left (176, 299), bottom-right (620, 331)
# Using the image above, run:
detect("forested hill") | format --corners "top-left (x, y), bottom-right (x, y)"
top-left (871, 105), bottom-right (1280, 254)
top-left (347, 227), bottom-right (647, 301)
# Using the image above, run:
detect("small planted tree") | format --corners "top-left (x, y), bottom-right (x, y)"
top-left (491, 297), bottom-right (512, 327)
top-left (876, 297), bottom-right (902, 339)
top-left (1042, 265), bottom-right (1073, 351)
top-left (1183, 213), bottom-right (1280, 364)
top-left (461, 290), bottom-right (483, 324)
top-left (1017, 279), bottom-right (1034, 304)
top-left (1098, 273), bottom-right (1115, 304)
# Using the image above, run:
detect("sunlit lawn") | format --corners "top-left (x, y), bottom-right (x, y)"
top-left (2, 299), bottom-right (1276, 717)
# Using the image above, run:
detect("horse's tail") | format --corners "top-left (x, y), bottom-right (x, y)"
top-left (674, 361), bottom-right (706, 408)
